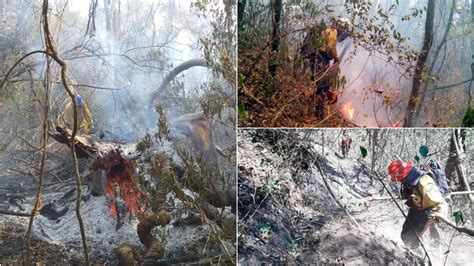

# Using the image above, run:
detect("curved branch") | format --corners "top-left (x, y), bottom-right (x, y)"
top-left (435, 78), bottom-right (473, 91)
top-left (148, 58), bottom-right (211, 110)
top-left (0, 50), bottom-right (53, 92)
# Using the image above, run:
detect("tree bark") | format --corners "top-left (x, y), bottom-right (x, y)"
top-left (404, 0), bottom-right (436, 127)
top-left (268, 0), bottom-right (282, 77)
top-left (238, 0), bottom-right (246, 29)
top-left (414, 0), bottom-right (456, 123)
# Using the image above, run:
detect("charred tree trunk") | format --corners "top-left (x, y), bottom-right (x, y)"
top-left (414, 0), bottom-right (456, 123)
top-left (404, 0), bottom-right (436, 127)
top-left (268, 0), bottom-right (282, 77)
top-left (238, 0), bottom-right (246, 30)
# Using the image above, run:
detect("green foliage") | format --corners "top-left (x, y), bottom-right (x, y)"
top-left (453, 211), bottom-right (464, 226)
top-left (137, 132), bottom-right (153, 152)
top-left (238, 73), bottom-right (246, 85)
top-left (462, 106), bottom-right (474, 127)
top-left (419, 145), bottom-right (429, 157)
top-left (264, 183), bottom-right (281, 190)
top-left (238, 103), bottom-right (248, 122)
top-left (359, 146), bottom-right (368, 158)
top-left (154, 105), bottom-right (171, 144)
top-left (414, 155), bottom-right (420, 163)
top-left (258, 222), bottom-right (272, 233)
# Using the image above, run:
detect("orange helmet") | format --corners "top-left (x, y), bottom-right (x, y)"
top-left (387, 160), bottom-right (412, 182)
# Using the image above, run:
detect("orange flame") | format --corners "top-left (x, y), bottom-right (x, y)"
top-left (91, 149), bottom-right (149, 221)
top-left (342, 102), bottom-right (355, 120)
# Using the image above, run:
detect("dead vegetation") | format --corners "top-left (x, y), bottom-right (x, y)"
top-left (238, 129), bottom-right (474, 264)
top-left (0, 0), bottom-right (236, 264)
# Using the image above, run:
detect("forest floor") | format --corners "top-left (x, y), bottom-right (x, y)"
top-left (237, 131), bottom-right (474, 264)
top-left (238, 49), bottom-right (358, 127)
top-left (0, 141), bottom-right (235, 265)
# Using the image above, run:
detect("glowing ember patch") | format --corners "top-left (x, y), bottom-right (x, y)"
top-left (342, 102), bottom-right (355, 120)
top-left (388, 120), bottom-right (402, 128)
top-left (93, 149), bottom-right (149, 222)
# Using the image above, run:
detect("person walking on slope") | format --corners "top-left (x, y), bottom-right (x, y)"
top-left (341, 132), bottom-right (352, 158)
top-left (64, 94), bottom-right (94, 134)
top-left (387, 160), bottom-right (448, 256)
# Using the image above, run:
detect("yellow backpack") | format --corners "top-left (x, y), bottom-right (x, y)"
top-left (411, 175), bottom-right (444, 210)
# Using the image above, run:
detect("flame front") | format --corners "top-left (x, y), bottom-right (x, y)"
top-left (342, 102), bottom-right (355, 120)
top-left (93, 149), bottom-right (149, 222)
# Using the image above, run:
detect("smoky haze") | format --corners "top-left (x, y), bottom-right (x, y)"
top-left (1, 0), bottom-right (233, 143)
top-left (263, 0), bottom-right (471, 126)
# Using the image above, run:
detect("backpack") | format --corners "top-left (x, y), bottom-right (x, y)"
top-left (422, 162), bottom-right (451, 200)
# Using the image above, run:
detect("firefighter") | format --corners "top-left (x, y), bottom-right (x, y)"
top-left (387, 160), bottom-right (448, 257)
top-left (341, 132), bottom-right (352, 158)
top-left (64, 94), bottom-right (94, 134)
top-left (301, 18), bottom-right (351, 118)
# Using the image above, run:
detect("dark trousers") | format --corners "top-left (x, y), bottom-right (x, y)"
top-left (315, 51), bottom-right (332, 95)
top-left (401, 207), bottom-right (429, 248)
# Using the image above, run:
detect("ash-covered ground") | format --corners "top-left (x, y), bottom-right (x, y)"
top-left (1, 141), bottom-right (235, 264)
top-left (238, 129), bottom-right (474, 265)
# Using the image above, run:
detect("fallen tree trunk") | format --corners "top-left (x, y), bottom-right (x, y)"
top-left (148, 58), bottom-right (211, 110)
top-left (48, 125), bottom-right (97, 158)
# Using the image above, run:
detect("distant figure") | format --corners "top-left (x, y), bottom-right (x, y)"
top-left (64, 94), bottom-right (94, 134)
top-left (387, 160), bottom-right (448, 257)
top-left (341, 133), bottom-right (352, 158)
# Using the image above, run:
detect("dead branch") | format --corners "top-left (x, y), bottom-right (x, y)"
top-left (451, 129), bottom-right (473, 203)
top-left (22, 54), bottom-right (50, 265)
top-left (137, 211), bottom-right (172, 249)
top-left (137, 211), bottom-right (172, 265)
top-left (148, 58), bottom-right (211, 110)
top-left (0, 51), bottom-right (53, 92)
top-left (313, 159), bottom-right (361, 228)
top-left (0, 209), bottom-right (31, 217)
top-left (168, 174), bottom-right (235, 264)
top-left (41, 0), bottom-right (90, 264)
top-left (435, 216), bottom-right (474, 237)
top-left (367, 191), bottom-right (474, 201)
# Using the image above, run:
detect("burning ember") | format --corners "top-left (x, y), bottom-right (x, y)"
top-left (88, 149), bottom-right (149, 228)
top-left (342, 102), bottom-right (355, 121)
top-left (388, 119), bottom-right (402, 128)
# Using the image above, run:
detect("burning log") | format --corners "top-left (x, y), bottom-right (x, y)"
top-left (86, 149), bottom-right (149, 229)
top-left (48, 125), bottom-right (97, 158)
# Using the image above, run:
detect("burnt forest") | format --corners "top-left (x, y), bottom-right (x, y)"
top-left (0, 0), bottom-right (236, 264)
top-left (238, 128), bottom-right (474, 264)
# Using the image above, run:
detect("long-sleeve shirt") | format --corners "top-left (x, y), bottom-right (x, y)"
top-left (320, 27), bottom-right (339, 62)
top-left (64, 102), bottom-right (93, 134)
